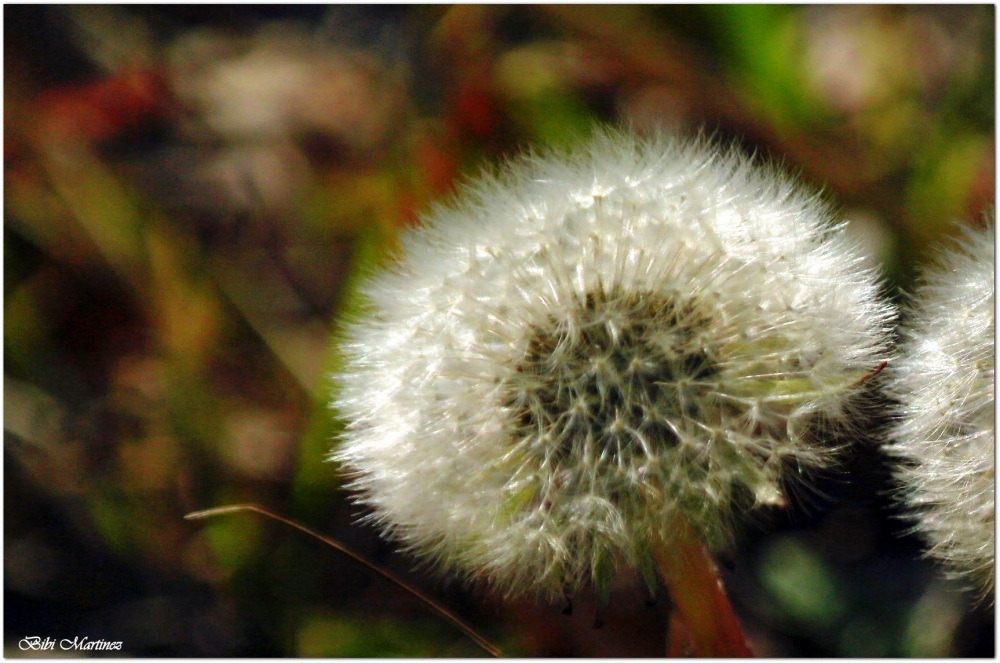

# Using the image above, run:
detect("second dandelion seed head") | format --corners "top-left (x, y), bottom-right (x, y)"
top-left (333, 129), bottom-right (893, 600)
top-left (887, 217), bottom-right (995, 597)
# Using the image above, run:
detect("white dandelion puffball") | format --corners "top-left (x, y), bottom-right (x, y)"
top-left (887, 218), bottom-right (995, 595)
top-left (332, 129), bottom-right (893, 600)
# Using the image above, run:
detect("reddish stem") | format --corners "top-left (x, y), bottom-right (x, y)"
top-left (666, 609), bottom-right (695, 657)
top-left (654, 518), bottom-right (754, 657)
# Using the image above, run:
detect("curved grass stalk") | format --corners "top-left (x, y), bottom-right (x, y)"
top-left (185, 504), bottom-right (502, 657)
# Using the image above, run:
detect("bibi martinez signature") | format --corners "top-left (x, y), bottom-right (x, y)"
top-left (19, 636), bottom-right (123, 652)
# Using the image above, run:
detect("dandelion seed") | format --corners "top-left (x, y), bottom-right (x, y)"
top-left (331, 129), bottom-right (893, 603)
top-left (886, 215), bottom-right (995, 596)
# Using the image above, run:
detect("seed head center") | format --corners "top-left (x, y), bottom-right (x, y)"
top-left (507, 288), bottom-right (718, 463)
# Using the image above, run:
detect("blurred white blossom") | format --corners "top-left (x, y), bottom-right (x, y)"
top-left (169, 22), bottom-right (405, 148)
top-left (886, 215), bottom-right (995, 596)
top-left (332, 129), bottom-right (894, 600)
top-left (162, 21), bottom-right (407, 217)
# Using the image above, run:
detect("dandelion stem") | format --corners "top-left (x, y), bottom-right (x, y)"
top-left (185, 504), bottom-right (503, 657)
top-left (653, 516), bottom-right (753, 657)
top-left (666, 609), bottom-right (694, 657)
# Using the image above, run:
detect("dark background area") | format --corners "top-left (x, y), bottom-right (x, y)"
top-left (5, 5), bottom-right (994, 656)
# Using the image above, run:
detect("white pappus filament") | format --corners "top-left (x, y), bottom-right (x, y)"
top-left (886, 216), bottom-right (995, 597)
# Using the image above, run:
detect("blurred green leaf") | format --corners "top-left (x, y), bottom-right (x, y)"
top-left (203, 510), bottom-right (265, 573)
top-left (292, 208), bottom-right (398, 518)
top-left (759, 537), bottom-right (845, 629)
top-left (296, 612), bottom-right (474, 657)
top-left (710, 5), bottom-right (829, 129)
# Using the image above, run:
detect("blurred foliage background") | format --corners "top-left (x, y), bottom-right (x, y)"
top-left (4, 5), bottom-right (994, 657)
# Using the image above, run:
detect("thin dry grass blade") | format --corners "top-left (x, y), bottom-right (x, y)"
top-left (185, 504), bottom-right (502, 657)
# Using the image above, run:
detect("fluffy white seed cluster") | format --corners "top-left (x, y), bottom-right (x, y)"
top-left (886, 218), bottom-right (995, 596)
top-left (332, 129), bottom-right (893, 600)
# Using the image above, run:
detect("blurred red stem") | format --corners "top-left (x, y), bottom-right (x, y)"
top-left (654, 517), bottom-right (753, 657)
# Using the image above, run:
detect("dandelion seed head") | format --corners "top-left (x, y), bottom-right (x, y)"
top-left (887, 216), bottom-right (995, 596)
top-left (332, 129), bottom-right (893, 600)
